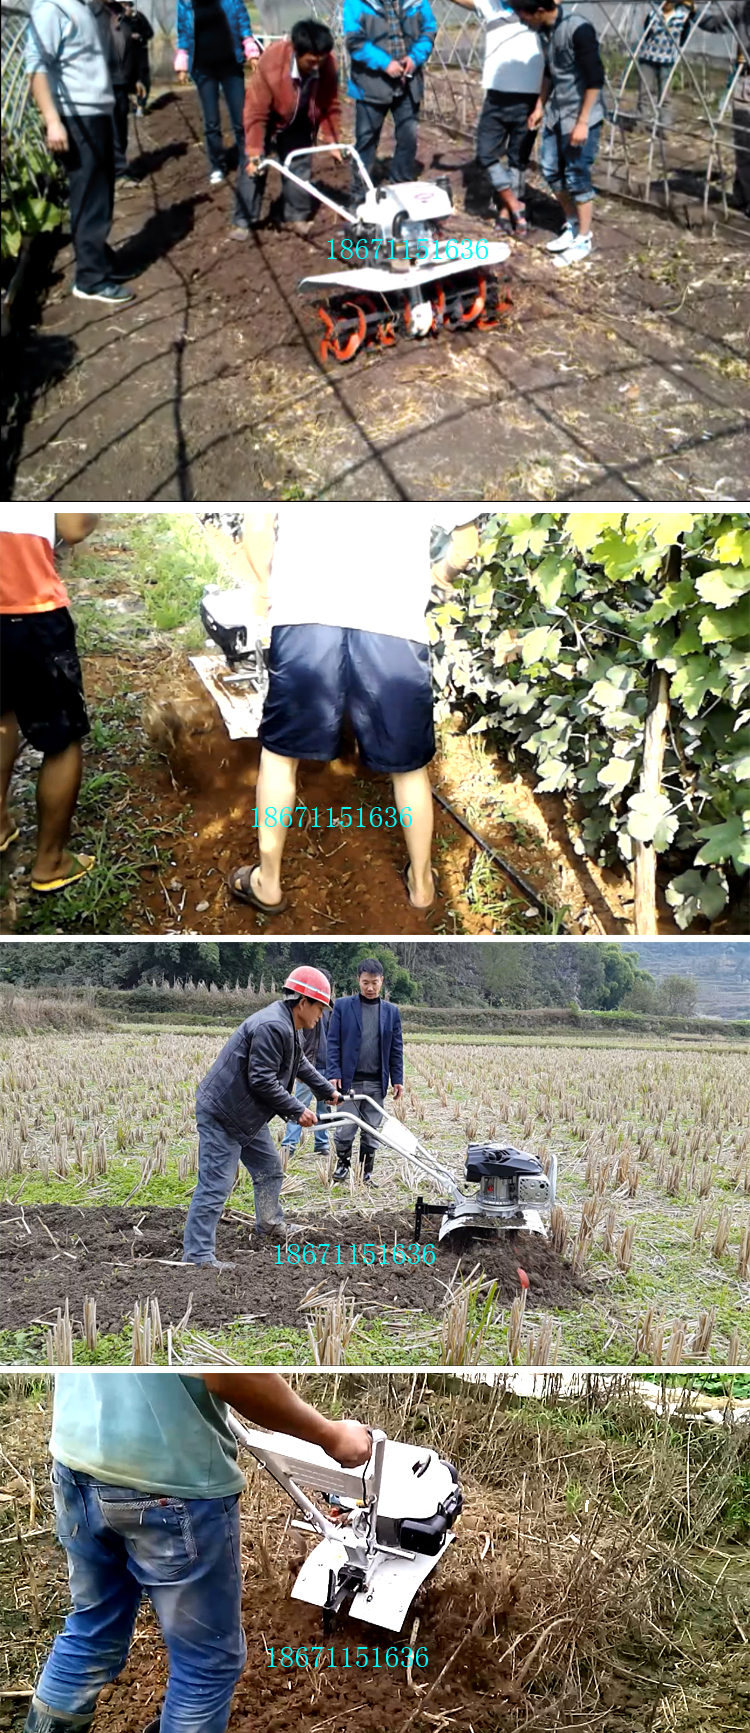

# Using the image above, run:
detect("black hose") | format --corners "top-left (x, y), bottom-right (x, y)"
top-left (431, 788), bottom-right (570, 934)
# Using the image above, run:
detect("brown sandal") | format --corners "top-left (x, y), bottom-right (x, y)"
top-left (227, 864), bottom-right (289, 914)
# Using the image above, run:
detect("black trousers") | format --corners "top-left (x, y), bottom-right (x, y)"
top-left (235, 114), bottom-right (317, 226)
top-left (475, 90), bottom-right (536, 200)
top-left (63, 111), bottom-right (115, 291)
top-left (112, 85), bottom-right (131, 177)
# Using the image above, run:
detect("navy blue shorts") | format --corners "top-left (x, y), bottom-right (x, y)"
top-left (258, 625), bottom-right (435, 773)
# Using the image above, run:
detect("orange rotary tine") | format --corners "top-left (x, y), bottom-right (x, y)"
top-left (331, 299), bottom-right (366, 362)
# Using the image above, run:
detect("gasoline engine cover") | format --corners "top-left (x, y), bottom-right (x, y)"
top-left (374, 1442), bottom-right (462, 1554)
top-left (464, 1143), bottom-right (544, 1185)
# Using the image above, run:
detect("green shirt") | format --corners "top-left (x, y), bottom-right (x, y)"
top-left (51, 1372), bottom-right (246, 1499)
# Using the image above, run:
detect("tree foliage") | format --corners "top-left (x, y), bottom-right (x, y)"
top-left (430, 512), bottom-right (750, 928)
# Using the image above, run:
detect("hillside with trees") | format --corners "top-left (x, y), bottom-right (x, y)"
top-left (1, 941), bottom-right (747, 1020)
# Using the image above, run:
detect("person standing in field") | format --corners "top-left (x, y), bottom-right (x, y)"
top-left (343, 0), bottom-right (438, 195)
top-left (23, 1370), bottom-right (371, 1733)
top-left (25, 0), bottom-right (137, 304)
top-left (0, 511), bottom-right (98, 894)
top-left (512, 0), bottom-right (606, 265)
top-left (183, 966), bottom-right (339, 1267)
top-left (445, 0), bottom-right (544, 234)
top-left (226, 506), bottom-right (483, 918)
top-left (326, 956), bottom-right (404, 1185)
top-left (696, 0), bottom-right (750, 214)
top-left (280, 966), bottom-right (333, 1161)
top-left (175, 0), bottom-right (260, 187)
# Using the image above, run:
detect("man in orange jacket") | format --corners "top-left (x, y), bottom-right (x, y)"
top-left (232, 18), bottom-right (342, 235)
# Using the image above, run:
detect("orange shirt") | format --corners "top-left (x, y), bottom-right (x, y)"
top-left (0, 508), bottom-right (68, 614)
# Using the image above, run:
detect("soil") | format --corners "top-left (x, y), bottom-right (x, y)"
top-left (0, 1204), bottom-right (586, 1336)
top-left (7, 87), bottom-right (748, 503)
top-left (71, 1575), bottom-right (508, 1733)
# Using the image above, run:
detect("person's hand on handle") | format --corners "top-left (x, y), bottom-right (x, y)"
top-left (47, 114), bottom-right (69, 152)
top-left (325, 1420), bottom-right (373, 1467)
top-left (401, 55), bottom-right (416, 76)
top-left (385, 58), bottom-right (405, 78)
top-left (392, 1084), bottom-right (404, 1101)
top-left (245, 154), bottom-right (262, 175)
top-left (298, 1106), bottom-right (317, 1128)
top-left (329, 148), bottom-right (343, 164)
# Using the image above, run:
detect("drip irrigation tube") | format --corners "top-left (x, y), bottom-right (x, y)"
top-left (431, 788), bottom-right (570, 934)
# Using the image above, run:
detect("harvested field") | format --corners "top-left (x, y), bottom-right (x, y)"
top-left (5, 88), bottom-right (748, 502)
top-left (1, 1374), bottom-right (748, 1732)
top-left (1, 1031), bottom-right (747, 1367)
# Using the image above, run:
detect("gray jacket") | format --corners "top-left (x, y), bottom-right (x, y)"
top-left (197, 1000), bottom-right (334, 1141)
top-left (540, 5), bottom-right (606, 132)
top-left (26, 0), bottom-right (114, 115)
top-left (697, 2), bottom-right (749, 60)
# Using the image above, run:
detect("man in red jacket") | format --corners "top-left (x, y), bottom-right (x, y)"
top-left (232, 18), bottom-right (341, 234)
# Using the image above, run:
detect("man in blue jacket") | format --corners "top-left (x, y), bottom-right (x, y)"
top-left (326, 957), bottom-right (404, 1184)
top-left (343, 0), bottom-right (437, 193)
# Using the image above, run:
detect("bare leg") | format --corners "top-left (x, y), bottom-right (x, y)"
top-left (33, 742), bottom-right (84, 882)
top-left (0, 712), bottom-right (20, 846)
top-left (392, 767), bottom-right (434, 908)
top-left (574, 196), bottom-right (593, 237)
top-left (254, 746), bottom-right (299, 906)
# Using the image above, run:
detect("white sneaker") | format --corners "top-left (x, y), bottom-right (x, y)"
top-left (553, 232), bottom-right (593, 268)
top-left (546, 221), bottom-right (578, 253)
top-left (209, 169), bottom-right (225, 186)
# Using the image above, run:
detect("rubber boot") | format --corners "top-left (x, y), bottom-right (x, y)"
top-left (251, 1174), bottom-right (284, 1235)
top-left (24, 1700), bottom-right (94, 1733)
top-left (362, 1154), bottom-right (376, 1186)
top-left (332, 1153), bottom-right (350, 1183)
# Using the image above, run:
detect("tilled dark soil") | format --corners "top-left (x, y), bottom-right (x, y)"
top-left (0, 1204), bottom-right (585, 1336)
top-left (80, 1574), bottom-right (506, 1733)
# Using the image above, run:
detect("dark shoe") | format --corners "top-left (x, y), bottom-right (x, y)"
top-left (72, 281), bottom-right (136, 305)
top-left (179, 1255), bottom-right (236, 1271)
top-left (105, 248), bottom-right (144, 281)
top-left (333, 1161), bottom-right (350, 1183)
top-left (142, 1719), bottom-right (161, 1733)
top-left (24, 1701), bottom-right (94, 1732)
top-left (362, 1159), bottom-right (376, 1186)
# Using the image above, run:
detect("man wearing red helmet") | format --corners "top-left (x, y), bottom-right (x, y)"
top-left (183, 966), bottom-right (340, 1265)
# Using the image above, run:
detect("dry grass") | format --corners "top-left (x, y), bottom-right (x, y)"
top-left (1, 1374), bottom-right (746, 1731)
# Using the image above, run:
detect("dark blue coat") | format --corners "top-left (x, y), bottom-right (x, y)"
top-left (326, 995), bottom-right (404, 1095)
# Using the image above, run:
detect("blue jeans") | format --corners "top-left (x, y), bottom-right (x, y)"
top-left (280, 1081), bottom-right (330, 1154)
top-left (539, 121), bottom-right (602, 203)
top-left (183, 1105), bottom-right (284, 1260)
top-left (35, 1462), bottom-right (245, 1733)
top-left (353, 88), bottom-right (420, 193)
top-left (193, 66), bottom-right (245, 175)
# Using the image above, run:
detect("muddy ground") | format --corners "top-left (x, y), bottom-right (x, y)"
top-left (0, 1204), bottom-right (585, 1336)
top-left (6, 87), bottom-right (748, 502)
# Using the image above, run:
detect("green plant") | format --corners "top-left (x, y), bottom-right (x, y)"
top-left (431, 513), bottom-right (750, 927)
top-left (1, 131), bottom-right (65, 262)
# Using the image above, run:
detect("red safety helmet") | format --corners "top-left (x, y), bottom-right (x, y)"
top-left (283, 966), bottom-right (331, 1006)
